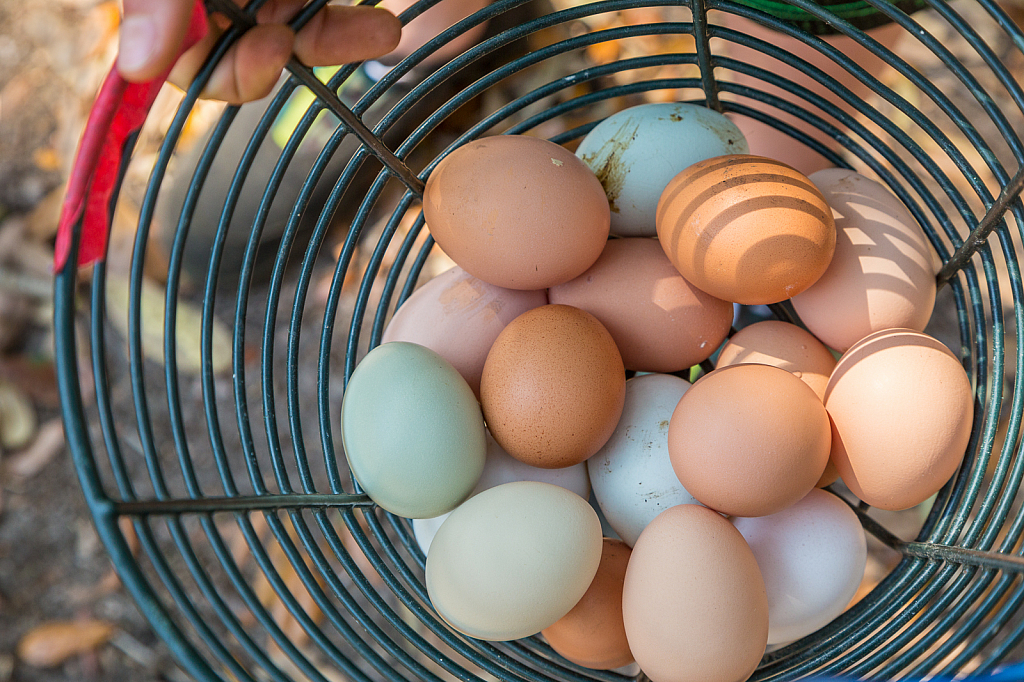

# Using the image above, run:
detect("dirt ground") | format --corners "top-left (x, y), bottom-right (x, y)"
top-left (1, 1), bottom-right (1024, 682)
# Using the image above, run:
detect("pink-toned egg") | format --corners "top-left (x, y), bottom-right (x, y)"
top-left (825, 329), bottom-right (973, 511)
top-left (382, 266), bottom-right (547, 396)
top-left (790, 169), bottom-right (937, 352)
top-left (549, 238), bottom-right (733, 372)
top-left (622, 504), bottom-right (768, 682)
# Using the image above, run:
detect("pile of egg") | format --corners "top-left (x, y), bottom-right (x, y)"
top-left (339, 102), bottom-right (975, 682)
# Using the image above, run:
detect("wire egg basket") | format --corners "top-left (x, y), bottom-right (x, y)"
top-left (54, 0), bottom-right (1024, 680)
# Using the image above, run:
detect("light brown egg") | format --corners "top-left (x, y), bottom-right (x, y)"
top-left (382, 266), bottom-right (547, 396)
top-left (622, 504), bottom-right (768, 682)
top-left (790, 169), bottom-right (937, 352)
top-left (825, 329), bottom-right (974, 511)
top-left (717, 320), bottom-right (836, 399)
top-left (480, 305), bottom-right (626, 469)
top-left (669, 364), bottom-right (831, 517)
top-left (656, 155), bottom-right (836, 305)
top-left (548, 238), bottom-right (733, 372)
top-left (542, 538), bottom-right (634, 670)
top-left (423, 136), bottom-right (610, 290)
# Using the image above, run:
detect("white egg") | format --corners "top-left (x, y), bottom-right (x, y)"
top-left (575, 102), bottom-right (748, 237)
top-left (587, 373), bottom-right (700, 546)
top-left (732, 488), bottom-right (867, 645)
top-left (413, 431), bottom-right (591, 554)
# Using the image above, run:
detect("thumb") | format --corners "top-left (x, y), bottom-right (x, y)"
top-left (118, 0), bottom-right (196, 82)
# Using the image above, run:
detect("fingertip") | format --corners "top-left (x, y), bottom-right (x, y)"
top-left (295, 5), bottom-right (404, 67)
top-left (118, 0), bottom-right (193, 82)
top-left (206, 23), bottom-right (294, 104)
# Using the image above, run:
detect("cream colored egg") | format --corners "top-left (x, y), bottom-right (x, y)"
top-left (426, 481), bottom-right (602, 641)
top-left (413, 431), bottom-right (591, 555)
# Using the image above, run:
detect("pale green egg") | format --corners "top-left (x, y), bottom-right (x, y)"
top-left (341, 341), bottom-right (486, 518)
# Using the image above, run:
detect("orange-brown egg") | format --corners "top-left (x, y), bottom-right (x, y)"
top-left (542, 538), bottom-right (634, 670)
top-left (669, 363), bottom-right (831, 517)
top-left (481, 305), bottom-right (626, 469)
top-left (656, 155), bottom-right (836, 304)
top-left (622, 504), bottom-right (768, 682)
top-left (716, 320), bottom-right (840, 488)
top-left (423, 136), bottom-right (610, 290)
top-left (825, 329), bottom-right (973, 511)
top-left (549, 238), bottom-right (733, 372)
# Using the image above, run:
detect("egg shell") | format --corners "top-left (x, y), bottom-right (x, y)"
top-left (412, 431), bottom-right (591, 555)
top-left (656, 154), bottom-right (837, 305)
top-left (549, 238), bottom-right (733, 372)
top-left (790, 169), bottom-right (937, 352)
top-left (423, 135), bottom-right (610, 290)
top-left (717, 320), bottom-right (836, 400)
top-left (588, 373), bottom-right (700, 546)
top-left (481, 304), bottom-right (626, 469)
top-left (574, 103), bottom-right (749, 237)
top-left (341, 342), bottom-right (486, 518)
top-left (542, 538), bottom-right (634, 670)
top-left (669, 363), bottom-right (831, 517)
top-left (716, 320), bottom-right (840, 488)
top-left (825, 329), bottom-right (973, 511)
top-left (732, 489), bottom-right (867, 645)
top-left (622, 504), bottom-right (768, 682)
top-left (426, 481), bottom-right (603, 641)
top-left (382, 266), bottom-right (547, 396)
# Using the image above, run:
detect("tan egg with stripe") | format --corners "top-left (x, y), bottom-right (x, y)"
top-left (656, 155), bottom-right (836, 305)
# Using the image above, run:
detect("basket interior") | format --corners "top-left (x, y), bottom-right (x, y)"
top-left (53, 0), bottom-right (1024, 680)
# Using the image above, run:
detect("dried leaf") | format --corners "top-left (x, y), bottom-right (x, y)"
top-left (6, 418), bottom-right (63, 479)
top-left (0, 380), bottom-right (37, 450)
top-left (16, 620), bottom-right (115, 668)
top-left (104, 274), bottom-right (232, 375)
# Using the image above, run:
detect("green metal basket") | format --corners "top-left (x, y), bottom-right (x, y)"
top-left (54, 0), bottom-right (1024, 680)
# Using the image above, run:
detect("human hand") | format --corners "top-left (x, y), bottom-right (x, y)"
top-left (117, 0), bottom-right (402, 104)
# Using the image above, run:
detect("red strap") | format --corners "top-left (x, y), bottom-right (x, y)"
top-left (54, 0), bottom-right (209, 271)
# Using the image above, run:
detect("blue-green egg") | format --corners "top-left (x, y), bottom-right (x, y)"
top-left (341, 341), bottom-right (487, 518)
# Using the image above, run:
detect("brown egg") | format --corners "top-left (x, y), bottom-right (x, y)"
top-left (790, 169), bottom-right (937, 352)
top-left (542, 538), bottom-right (634, 670)
top-left (622, 504), bottom-right (768, 682)
top-left (548, 238), bottom-right (733, 372)
top-left (480, 305), bottom-right (625, 469)
top-left (669, 364), bottom-right (831, 517)
top-left (423, 136), bottom-right (610, 290)
top-left (717, 320), bottom-right (836, 399)
top-left (656, 155), bottom-right (836, 305)
top-left (382, 266), bottom-right (547, 397)
top-left (825, 329), bottom-right (974, 511)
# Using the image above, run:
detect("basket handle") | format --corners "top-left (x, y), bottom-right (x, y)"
top-left (53, 0), bottom-right (209, 272)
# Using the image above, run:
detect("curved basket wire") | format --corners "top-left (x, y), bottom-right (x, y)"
top-left (54, 0), bottom-right (1024, 680)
